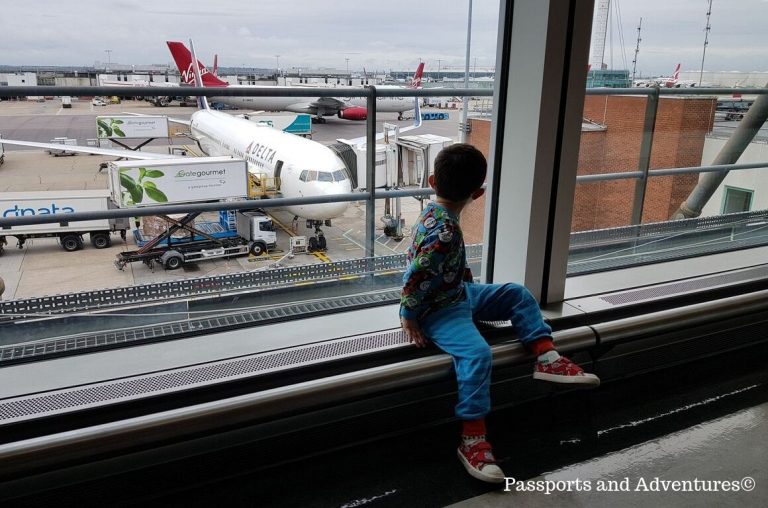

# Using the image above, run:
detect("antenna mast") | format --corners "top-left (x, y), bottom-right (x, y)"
top-left (589, 0), bottom-right (610, 70)
top-left (699, 0), bottom-right (713, 87)
top-left (631, 17), bottom-right (642, 82)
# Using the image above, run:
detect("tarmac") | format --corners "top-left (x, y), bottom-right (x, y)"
top-left (0, 97), bottom-right (466, 300)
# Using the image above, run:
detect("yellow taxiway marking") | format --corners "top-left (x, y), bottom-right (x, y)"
top-left (311, 251), bottom-right (332, 263)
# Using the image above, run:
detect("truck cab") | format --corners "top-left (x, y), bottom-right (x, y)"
top-left (236, 211), bottom-right (277, 256)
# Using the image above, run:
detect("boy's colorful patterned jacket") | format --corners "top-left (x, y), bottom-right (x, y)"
top-left (400, 202), bottom-right (473, 320)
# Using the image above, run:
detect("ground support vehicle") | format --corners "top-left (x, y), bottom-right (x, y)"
top-left (114, 210), bottom-right (276, 271)
top-left (0, 190), bottom-right (128, 254)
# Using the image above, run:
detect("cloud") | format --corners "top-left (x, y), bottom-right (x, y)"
top-left (0, 0), bottom-right (765, 74)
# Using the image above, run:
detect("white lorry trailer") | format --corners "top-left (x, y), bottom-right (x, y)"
top-left (107, 157), bottom-right (249, 208)
top-left (0, 190), bottom-right (129, 254)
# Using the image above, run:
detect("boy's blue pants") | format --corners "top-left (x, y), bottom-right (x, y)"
top-left (419, 283), bottom-right (551, 420)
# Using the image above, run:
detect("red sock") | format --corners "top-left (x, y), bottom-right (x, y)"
top-left (528, 337), bottom-right (555, 356)
top-left (462, 418), bottom-right (486, 437)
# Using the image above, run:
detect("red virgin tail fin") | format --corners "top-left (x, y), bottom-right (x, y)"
top-left (665, 63), bottom-right (682, 87)
top-left (409, 62), bottom-right (425, 89)
top-left (166, 41), bottom-right (228, 87)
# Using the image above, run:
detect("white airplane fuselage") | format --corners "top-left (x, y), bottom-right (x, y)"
top-left (208, 85), bottom-right (415, 115)
top-left (190, 109), bottom-right (351, 221)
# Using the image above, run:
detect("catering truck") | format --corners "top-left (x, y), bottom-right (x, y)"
top-left (108, 157), bottom-right (278, 271)
top-left (107, 157), bottom-right (249, 208)
top-left (114, 210), bottom-right (277, 271)
top-left (0, 190), bottom-right (129, 254)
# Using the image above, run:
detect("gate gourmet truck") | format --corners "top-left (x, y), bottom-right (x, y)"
top-left (114, 210), bottom-right (277, 271)
top-left (0, 190), bottom-right (129, 254)
top-left (109, 158), bottom-right (277, 270)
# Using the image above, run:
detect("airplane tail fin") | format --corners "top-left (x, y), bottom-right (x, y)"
top-left (188, 39), bottom-right (210, 111)
top-left (409, 62), bottom-right (425, 89)
top-left (664, 63), bottom-right (681, 87)
top-left (166, 41), bottom-right (228, 87)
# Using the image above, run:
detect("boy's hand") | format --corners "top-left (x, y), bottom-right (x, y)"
top-left (401, 317), bottom-right (428, 348)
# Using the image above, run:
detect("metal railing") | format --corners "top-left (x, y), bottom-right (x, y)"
top-left (1, 84), bottom-right (767, 284)
top-left (0, 85), bottom-right (491, 260)
top-left (580, 86), bottom-right (768, 225)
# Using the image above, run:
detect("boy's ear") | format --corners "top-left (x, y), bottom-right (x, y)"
top-left (428, 174), bottom-right (436, 188)
top-left (471, 188), bottom-right (485, 200)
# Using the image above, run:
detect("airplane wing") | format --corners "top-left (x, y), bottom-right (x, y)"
top-left (312, 97), bottom-right (347, 108)
top-left (283, 97), bottom-right (347, 116)
top-left (0, 139), bottom-right (181, 159)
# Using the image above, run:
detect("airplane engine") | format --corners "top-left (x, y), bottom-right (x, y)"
top-left (338, 107), bottom-right (367, 121)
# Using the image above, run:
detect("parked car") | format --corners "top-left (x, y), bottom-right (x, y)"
top-left (91, 98), bottom-right (108, 106)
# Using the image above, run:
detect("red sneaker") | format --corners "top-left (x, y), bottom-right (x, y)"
top-left (533, 356), bottom-right (600, 387)
top-left (457, 439), bottom-right (505, 483)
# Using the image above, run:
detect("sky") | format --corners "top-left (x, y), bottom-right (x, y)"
top-left (0, 0), bottom-right (766, 75)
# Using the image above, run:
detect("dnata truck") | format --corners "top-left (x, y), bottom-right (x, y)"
top-left (0, 190), bottom-right (129, 254)
top-left (108, 157), bottom-right (277, 271)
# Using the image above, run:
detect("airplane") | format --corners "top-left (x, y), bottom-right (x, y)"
top-left (166, 41), bottom-right (423, 123)
top-left (634, 63), bottom-right (683, 88)
top-left (0, 43), bottom-right (357, 250)
top-left (663, 63), bottom-right (681, 88)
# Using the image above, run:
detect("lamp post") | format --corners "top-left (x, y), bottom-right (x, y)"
top-left (460, 0), bottom-right (473, 143)
top-left (104, 49), bottom-right (112, 72)
top-left (275, 54), bottom-right (280, 75)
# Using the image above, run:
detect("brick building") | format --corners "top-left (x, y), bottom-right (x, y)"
top-left (463, 95), bottom-right (716, 242)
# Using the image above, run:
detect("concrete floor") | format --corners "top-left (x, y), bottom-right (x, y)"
top-left (450, 401), bottom-right (768, 508)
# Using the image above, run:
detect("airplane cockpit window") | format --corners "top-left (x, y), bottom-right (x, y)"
top-left (300, 170), bottom-right (309, 182)
top-left (318, 172), bottom-right (334, 182)
top-left (307, 170), bottom-right (318, 181)
top-left (332, 170), bottom-right (347, 182)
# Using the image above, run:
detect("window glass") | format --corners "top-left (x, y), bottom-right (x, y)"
top-left (722, 187), bottom-right (753, 214)
top-left (569, 3), bottom-right (768, 276)
top-left (0, 0), bottom-right (500, 361)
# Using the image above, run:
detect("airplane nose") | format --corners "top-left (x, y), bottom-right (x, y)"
top-left (290, 181), bottom-right (351, 221)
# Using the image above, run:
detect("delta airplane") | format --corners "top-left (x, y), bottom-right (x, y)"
top-left (167, 41), bottom-right (423, 122)
top-left (0, 44), bottom-right (355, 250)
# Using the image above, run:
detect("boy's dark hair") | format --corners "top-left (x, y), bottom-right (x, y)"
top-left (433, 143), bottom-right (487, 202)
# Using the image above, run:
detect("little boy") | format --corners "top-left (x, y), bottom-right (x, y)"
top-left (400, 143), bottom-right (599, 483)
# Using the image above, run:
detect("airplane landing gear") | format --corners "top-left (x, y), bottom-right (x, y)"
top-left (306, 219), bottom-right (328, 252)
top-left (311, 116), bottom-right (327, 124)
